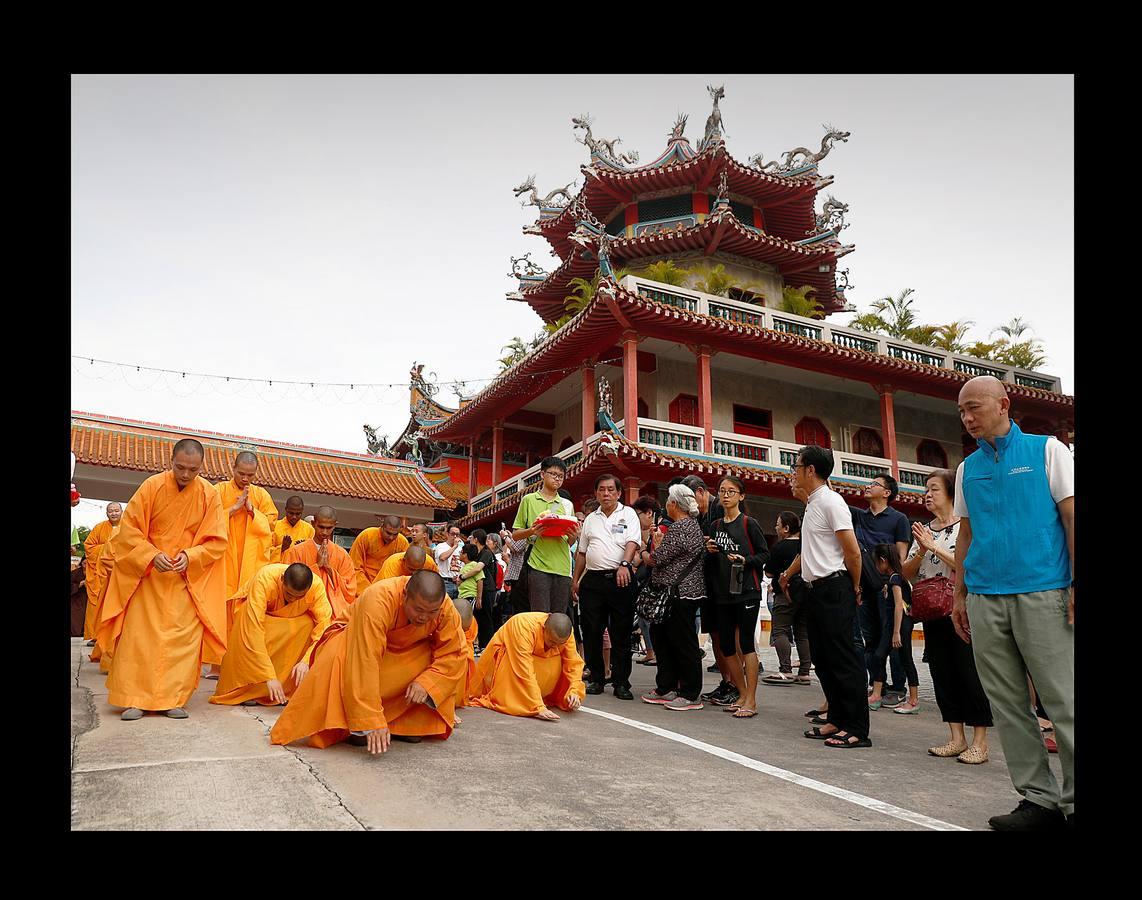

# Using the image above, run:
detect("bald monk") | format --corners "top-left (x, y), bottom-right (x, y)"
top-left (213, 451), bottom-right (279, 671)
top-left (349, 515), bottom-right (408, 596)
top-left (408, 523), bottom-right (433, 550)
top-left (373, 544), bottom-right (439, 583)
top-left (450, 596), bottom-right (479, 725)
top-left (283, 506), bottom-right (357, 618)
top-left (270, 570), bottom-right (465, 754)
top-left (469, 612), bottom-right (585, 721)
top-left (98, 439), bottom-right (228, 720)
top-left (210, 562), bottom-right (332, 707)
top-left (83, 501), bottom-right (123, 642)
top-left (269, 495), bottom-right (315, 563)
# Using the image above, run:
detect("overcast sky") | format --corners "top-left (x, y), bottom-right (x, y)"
top-left (71, 74), bottom-right (1073, 456)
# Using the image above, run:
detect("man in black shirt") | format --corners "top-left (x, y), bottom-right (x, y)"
top-left (470, 528), bottom-right (499, 652)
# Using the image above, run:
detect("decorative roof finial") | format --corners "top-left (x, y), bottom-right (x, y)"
top-left (668, 113), bottom-right (688, 142)
top-left (753, 124), bottom-right (851, 175)
top-left (811, 194), bottom-right (850, 235)
top-left (836, 268), bottom-right (854, 294)
top-left (508, 253), bottom-right (549, 280)
top-left (572, 113), bottom-right (640, 167)
top-left (363, 424), bottom-right (390, 457)
top-left (512, 174), bottom-right (575, 209)
top-left (698, 85), bottom-right (725, 152)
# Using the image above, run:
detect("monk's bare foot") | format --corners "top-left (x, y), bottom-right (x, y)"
top-left (454, 714), bottom-right (463, 726)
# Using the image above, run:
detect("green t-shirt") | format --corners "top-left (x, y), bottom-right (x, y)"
top-left (513, 491), bottom-right (575, 577)
top-left (458, 566), bottom-right (485, 600)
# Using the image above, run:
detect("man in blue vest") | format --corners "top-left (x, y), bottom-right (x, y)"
top-left (952, 376), bottom-right (1074, 831)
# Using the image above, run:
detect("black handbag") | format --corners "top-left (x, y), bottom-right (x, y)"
top-left (636, 548), bottom-right (706, 624)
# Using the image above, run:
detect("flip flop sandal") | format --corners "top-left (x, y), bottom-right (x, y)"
top-left (810, 715), bottom-right (829, 725)
top-left (804, 708), bottom-right (825, 718)
top-left (824, 734), bottom-right (872, 749)
top-left (804, 727), bottom-right (837, 740)
top-left (721, 704), bottom-right (743, 713)
top-left (732, 708), bottom-right (758, 718)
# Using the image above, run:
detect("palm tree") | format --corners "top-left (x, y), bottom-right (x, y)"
top-left (563, 267), bottom-right (631, 316)
top-left (849, 312), bottom-right (888, 335)
top-left (996, 338), bottom-right (1047, 370)
top-left (780, 284), bottom-right (823, 318)
top-left (498, 337), bottom-right (531, 371)
top-left (869, 288), bottom-right (919, 339)
top-left (638, 259), bottom-right (689, 286)
top-left (963, 339), bottom-right (1006, 361)
top-left (991, 316), bottom-right (1033, 341)
top-left (687, 262), bottom-right (735, 297)
top-left (929, 320), bottom-right (974, 352)
top-left (904, 324), bottom-right (940, 346)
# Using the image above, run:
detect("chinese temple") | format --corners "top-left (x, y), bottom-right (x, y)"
top-left (386, 87), bottom-right (1074, 530)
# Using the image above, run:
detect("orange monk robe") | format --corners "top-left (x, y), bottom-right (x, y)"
top-left (268, 517), bottom-right (315, 564)
top-left (89, 538), bottom-right (121, 671)
top-left (210, 563), bottom-right (332, 706)
top-left (83, 520), bottom-right (119, 640)
top-left (270, 575), bottom-right (465, 749)
top-left (468, 612), bottom-right (586, 718)
top-left (373, 550), bottom-right (439, 583)
top-left (99, 473), bottom-right (228, 711)
top-left (283, 539), bottom-right (357, 619)
top-left (452, 618), bottom-right (479, 711)
top-left (349, 528), bottom-right (408, 596)
top-left (215, 480), bottom-right (278, 653)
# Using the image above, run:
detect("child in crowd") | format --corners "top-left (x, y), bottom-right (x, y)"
top-left (457, 543), bottom-right (487, 650)
top-left (870, 543), bottom-right (920, 714)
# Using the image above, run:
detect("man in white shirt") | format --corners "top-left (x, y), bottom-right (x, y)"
top-left (779, 445), bottom-right (870, 749)
top-left (572, 474), bottom-right (643, 700)
top-left (434, 522), bottom-right (465, 600)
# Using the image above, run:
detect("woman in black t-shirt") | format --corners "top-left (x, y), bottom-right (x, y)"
top-left (704, 476), bottom-right (769, 718)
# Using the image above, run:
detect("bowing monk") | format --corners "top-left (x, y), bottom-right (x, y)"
top-left (210, 562), bottom-right (332, 707)
top-left (83, 501), bottom-right (123, 642)
top-left (349, 515), bottom-right (408, 595)
top-left (283, 506), bottom-right (357, 618)
top-left (469, 612), bottom-right (585, 721)
top-left (270, 570), bottom-right (465, 754)
top-left (373, 544), bottom-right (439, 582)
top-left (451, 595), bottom-right (479, 725)
top-left (213, 451), bottom-right (278, 674)
top-left (269, 495), bottom-right (315, 563)
top-left (99, 439), bottom-right (228, 720)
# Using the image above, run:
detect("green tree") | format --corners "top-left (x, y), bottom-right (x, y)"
top-left (930, 320), bottom-right (975, 352)
top-left (963, 339), bottom-right (1006, 361)
top-left (869, 288), bottom-right (919, 339)
top-left (780, 284), bottom-right (823, 318)
top-left (638, 259), bottom-right (690, 286)
top-left (686, 262), bottom-right (735, 297)
top-left (498, 337), bottom-right (531, 372)
top-left (992, 317), bottom-right (1033, 341)
top-left (562, 267), bottom-right (631, 317)
top-left (995, 338), bottom-right (1048, 370)
top-left (848, 312), bottom-right (889, 335)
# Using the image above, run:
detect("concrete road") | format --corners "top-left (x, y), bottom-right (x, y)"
top-left (70, 638), bottom-right (1063, 830)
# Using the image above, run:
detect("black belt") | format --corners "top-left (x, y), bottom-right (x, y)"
top-left (804, 570), bottom-right (848, 589)
top-left (585, 568), bottom-right (620, 579)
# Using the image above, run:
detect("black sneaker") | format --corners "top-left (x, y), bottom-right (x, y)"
top-left (988, 800), bottom-right (1066, 832)
top-left (711, 690), bottom-right (741, 707)
top-left (706, 663), bottom-right (721, 673)
top-left (701, 681), bottom-right (731, 702)
top-left (585, 682), bottom-right (605, 695)
top-left (613, 686), bottom-right (634, 701)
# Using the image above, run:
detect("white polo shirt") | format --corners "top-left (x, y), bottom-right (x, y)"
top-left (434, 541), bottom-right (463, 581)
top-left (800, 484), bottom-right (854, 582)
top-left (579, 502), bottom-right (643, 571)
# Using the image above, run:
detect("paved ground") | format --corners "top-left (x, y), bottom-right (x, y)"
top-left (70, 638), bottom-right (1064, 830)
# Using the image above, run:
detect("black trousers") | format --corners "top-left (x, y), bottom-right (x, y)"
top-left (579, 570), bottom-right (635, 690)
top-left (772, 578), bottom-right (811, 675)
top-left (856, 549), bottom-right (905, 690)
top-left (650, 595), bottom-right (703, 701)
top-left (475, 587), bottom-right (497, 649)
top-left (805, 576), bottom-right (870, 740)
top-left (923, 616), bottom-right (993, 727)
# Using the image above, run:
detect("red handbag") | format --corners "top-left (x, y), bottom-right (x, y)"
top-left (910, 575), bottom-right (953, 622)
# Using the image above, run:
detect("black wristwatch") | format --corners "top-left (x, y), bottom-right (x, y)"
top-left (620, 560), bottom-right (634, 571)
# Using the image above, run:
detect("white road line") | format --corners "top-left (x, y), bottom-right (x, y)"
top-left (580, 706), bottom-right (968, 832)
top-left (73, 753), bottom-right (283, 774)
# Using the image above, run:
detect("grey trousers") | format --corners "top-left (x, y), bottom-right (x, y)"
top-left (967, 589), bottom-right (1074, 815)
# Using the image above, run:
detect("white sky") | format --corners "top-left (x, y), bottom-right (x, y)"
top-left (71, 74), bottom-right (1074, 455)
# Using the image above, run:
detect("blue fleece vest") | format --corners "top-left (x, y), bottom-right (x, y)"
top-left (961, 422), bottom-right (1070, 595)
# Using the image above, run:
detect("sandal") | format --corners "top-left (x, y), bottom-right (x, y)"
top-left (867, 697), bottom-right (882, 710)
top-left (928, 740), bottom-right (968, 758)
top-left (804, 708), bottom-right (826, 718)
top-left (804, 726), bottom-right (837, 740)
top-left (638, 658), bottom-right (658, 666)
top-left (795, 675), bottom-right (812, 685)
top-left (957, 745), bottom-right (989, 765)
top-left (762, 672), bottom-right (797, 685)
top-left (824, 732), bottom-right (872, 749)
top-left (810, 715), bottom-right (829, 726)
top-left (732, 707), bottom-right (758, 718)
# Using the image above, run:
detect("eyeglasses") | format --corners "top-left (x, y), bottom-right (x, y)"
top-left (717, 489), bottom-right (741, 496)
top-left (789, 463), bottom-right (808, 473)
top-left (543, 470), bottom-right (565, 480)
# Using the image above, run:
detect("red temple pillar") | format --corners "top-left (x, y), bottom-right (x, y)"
top-left (696, 346), bottom-right (713, 454)
top-left (622, 331), bottom-right (639, 440)
top-left (467, 437), bottom-right (479, 503)
top-left (581, 365), bottom-right (596, 445)
top-left (491, 422), bottom-right (504, 487)
top-left (875, 385), bottom-right (900, 479)
top-left (624, 475), bottom-right (642, 506)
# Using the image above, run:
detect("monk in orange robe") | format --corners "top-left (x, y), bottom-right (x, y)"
top-left (270, 570), bottom-right (465, 754)
top-left (450, 596), bottom-right (478, 725)
top-left (213, 451), bottom-right (278, 672)
top-left (88, 537), bottom-right (121, 672)
top-left (283, 506), bottom-right (357, 618)
top-left (98, 439), bottom-right (228, 720)
top-left (408, 523), bottom-right (433, 551)
top-left (83, 501), bottom-right (123, 642)
top-left (269, 495), bottom-right (315, 563)
top-left (469, 612), bottom-right (585, 721)
top-left (349, 515), bottom-right (408, 596)
top-left (373, 545), bottom-right (439, 583)
top-left (210, 562), bottom-right (332, 707)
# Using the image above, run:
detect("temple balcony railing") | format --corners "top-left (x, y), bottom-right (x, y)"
top-left (620, 275), bottom-right (1063, 393)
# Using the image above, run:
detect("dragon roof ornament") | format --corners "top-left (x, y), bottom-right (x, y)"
top-left (810, 195), bottom-right (850, 236)
top-left (749, 124), bottom-right (851, 175)
top-left (513, 174), bottom-right (576, 209)
top-left (508, 252), bottom-right (549, 281)
top-left (697, 85), bottom-right (725, 152)
top-left (572, 114), bottom-right (639, 169)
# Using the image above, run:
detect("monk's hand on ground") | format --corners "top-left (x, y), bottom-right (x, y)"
top-left (535, 707), bottom-right (560, 721)
top-left (267, 678), bottom-right (287, 705)
top-left (170, 551), bottom-right (190, 573)
top-left (951, 593), bottom-right (971, 644)
top-left (405, 682), bottom-right (430, 705)
top-left (565, 692), bottom-right (581, 711)
top-left (367, 728), bottom-right (391, 754)
top-left (1067, 587), bottom-right (1074, 626)
top-left (290, 661), bottom-right (310, 687)
top-left (152, 551), bottom-right (176, 572)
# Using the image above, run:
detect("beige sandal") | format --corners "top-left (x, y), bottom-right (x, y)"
top-left (957, 745), bottom-right (989, 765)
top-left (928, 740), bottom-right (968, 758)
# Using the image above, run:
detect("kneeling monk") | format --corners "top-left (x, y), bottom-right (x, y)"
top-left (372, 545), bottom-right (438, 583)
top-left (468, 612), bottom-right (585, 721)
top-left (451, 596), bottom-right (479, 724)
top-left (270, 570), bottom-right (465, 753)
top-left (210, 563), bottom-right (332, 707)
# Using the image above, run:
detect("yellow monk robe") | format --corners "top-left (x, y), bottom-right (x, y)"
top-left (373, 550), bottom-right (439, 583)
top-left (215, 480), bottom-right (278, 652)
top-left (83, 520), bottom-right (119, 640)
top-left (349, 528), bottom-right (408, 596)
top-left (270, 576), bottom-right (465, 748)
top-left (268, 517), bottom-right (315, 564)
top-left (283, 539), bottom-right (357, 619)
top-left (210, 563), bottom-right (332, 706)
top-left (99, 473), bottom-right (228, 711)
top-left (469, 612), bottom-right (586, 718)
top-left (452, 617), bottom-right (479, 712)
